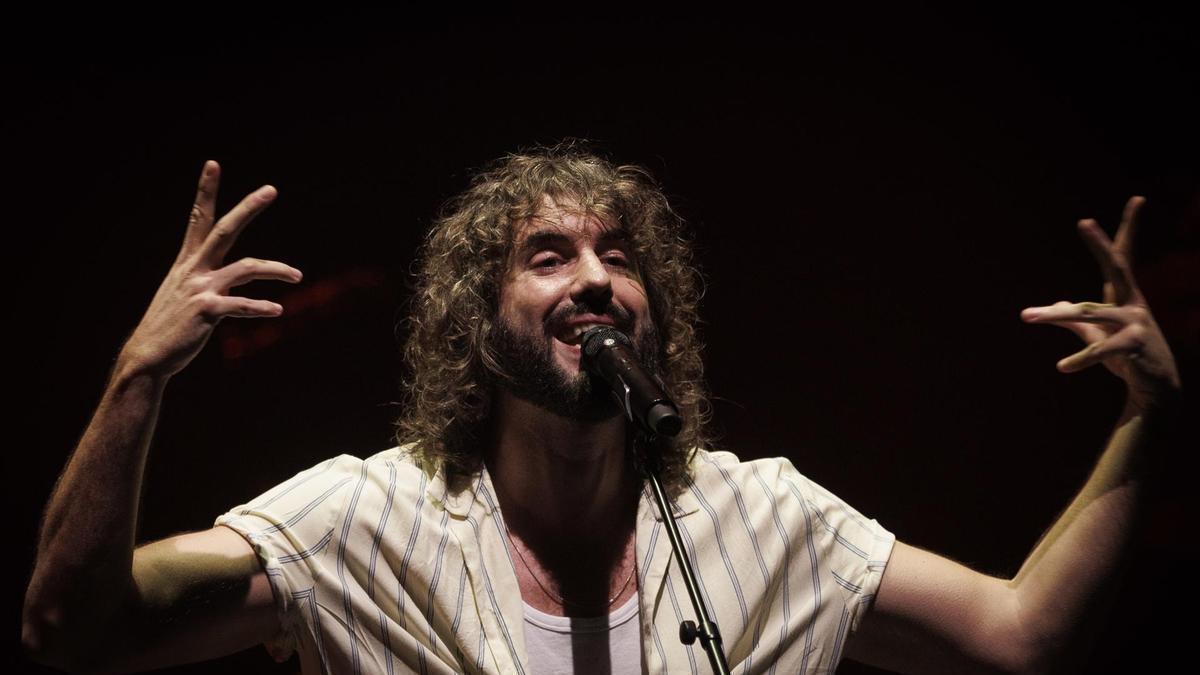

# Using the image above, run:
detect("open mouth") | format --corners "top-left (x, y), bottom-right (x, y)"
top-left (553, 322), bottom-right (613, 346)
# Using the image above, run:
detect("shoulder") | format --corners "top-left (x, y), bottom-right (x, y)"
top-left (306, 446), bottom-right (445, 514)
top-left (272, 446), bottom-right (434, 493)
top-left (677, 448), bottom-right (820, 519)
top-left (687, 448), bottom-right (892, 547)
top-left (687, 447), bottom-right (809, 491)
top-left (217, 446), bottom-right (433, 530)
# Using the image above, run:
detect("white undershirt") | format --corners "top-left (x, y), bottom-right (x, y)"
top-left (523, 594), bottom-right (642, 674)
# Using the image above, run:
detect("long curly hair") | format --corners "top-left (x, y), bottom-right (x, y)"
top-left (396, 140), bottom-right (711, 493)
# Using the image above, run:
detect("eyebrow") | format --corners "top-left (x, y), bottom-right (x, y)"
top-left (514, 227), bottom-right (632, 258)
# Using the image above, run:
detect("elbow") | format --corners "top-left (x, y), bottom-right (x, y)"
top-left (973, 586), bottom-right (1055, 675)
top-left (975, 633), bottom-right (1052, 675)
top-left (23, 580), bottom-right (64, 669)
top-left (999, 598), bottom-right (1063, 675)
top-left (1003, 647), bottom-right (1053, 675)
top-left (21, 614), bottom-right (51, 668)
top-left (1003, 632), bottom-right (1087, 675)
top-left (23, 566), bottom-right (143, 674)
top-left (22, 603), bottom-right (76, 673)
top-left (22, 601), bottom-right (122, 674)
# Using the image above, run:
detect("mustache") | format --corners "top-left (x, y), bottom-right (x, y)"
top-left (546, 301), bottom-right (636, 335)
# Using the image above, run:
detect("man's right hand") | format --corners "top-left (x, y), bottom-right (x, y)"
top-left (118, 160), bottom-right (302, 380)
top-left (23, 161), bottom-right (300, 673)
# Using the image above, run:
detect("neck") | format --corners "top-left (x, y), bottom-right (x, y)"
top-left (486, 391), bottom-right (641, 544)
top-left (486, 391), bottom-right (642, 616)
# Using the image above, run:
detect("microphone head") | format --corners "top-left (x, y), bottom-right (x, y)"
top-left (579, 325), bottom-right (682, 438)
top-left (580, 325), bottom-right (632, 359)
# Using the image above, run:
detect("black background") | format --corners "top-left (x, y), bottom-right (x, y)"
top-left (9, 8), bottom-right (1198, 674)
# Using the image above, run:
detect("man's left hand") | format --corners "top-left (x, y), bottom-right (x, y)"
top-left (1020, 196), bottom-right (1182, 413)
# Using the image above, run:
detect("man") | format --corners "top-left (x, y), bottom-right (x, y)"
top-left (23, 145), bottom-right (1181, 674)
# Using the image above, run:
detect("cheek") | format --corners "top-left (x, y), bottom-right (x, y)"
top-left (617, 281), bottom-right (651, 317)
top-left (498, 290), bottom-right (557, 332)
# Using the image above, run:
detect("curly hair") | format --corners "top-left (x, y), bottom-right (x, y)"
top-left (395, 140), bottom-right (711, 493)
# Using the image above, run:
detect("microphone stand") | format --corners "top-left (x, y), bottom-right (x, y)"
top-left (580, 325), bottom-right (729, 672)
top-left (633, 432), bottom-right (731, 675)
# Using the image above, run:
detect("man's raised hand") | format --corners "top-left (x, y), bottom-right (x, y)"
top-left (1020, 196), bottom-right (1181, 413)
top-left (119, 160), bottom-right (302, 380)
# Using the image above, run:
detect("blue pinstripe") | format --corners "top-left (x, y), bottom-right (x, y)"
top-left (831, 570), bottom-right (864, 594)
top-left (830, 606), bottom-right (851, 672)
top-left (336, 463), bottom-right (370, 675)
top-left (366, 463), bottom-right (398, 600)
top-left (294, 588), bottom-right (330, 675)
top-left (665, 573), bottom-right (700, 675)
top-left (783, 476), bottom-right (822, 674)
top-left (278, 529), bottom-right (334, 564)
top-left (675, 496), bottom-right (717, 627)
top-left (466, 511), bottom-right (526, 675)
top-left (687, 476), bottom-right (750, 636)
top-left (255, 477), bottom-right (353, 534)
top-left (396, 472), bottom-right (427, 631)
top-left (751, 464), bottom-right (793, 675)
top-left (249, 457), bottom-right (339, 511)
top-left (709, 455), bottom-right (775, 671)
top-left (423, 510), bottom-right (451, 667)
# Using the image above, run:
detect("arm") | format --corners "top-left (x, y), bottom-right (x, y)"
top-left (846, 196), bottom-right (1182, 674)
top-left (22, 161), bottom-right (303, 672)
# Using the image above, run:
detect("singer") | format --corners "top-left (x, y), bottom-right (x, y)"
top-left (23, 142), bottom-right (1181, 674)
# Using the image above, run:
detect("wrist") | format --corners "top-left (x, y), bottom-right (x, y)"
top-left (110, 350), bottom-right (172, 394)
top-left (1124, 380), bottom-right (1182, 417)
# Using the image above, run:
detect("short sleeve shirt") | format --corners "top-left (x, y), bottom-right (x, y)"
top-left (216, 447), bottom-right (895, 674)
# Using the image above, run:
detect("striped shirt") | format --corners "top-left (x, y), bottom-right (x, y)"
top-left (216, 446), bottom-right (895, 674)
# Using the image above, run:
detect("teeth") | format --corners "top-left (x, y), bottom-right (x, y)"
top-left (559, 323), bottom-right (606, 345)
top-left (572, 324), bottom-right (605, 339)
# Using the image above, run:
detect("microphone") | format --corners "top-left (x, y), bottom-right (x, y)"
top-left (580, 326), bottom-right (683, 437)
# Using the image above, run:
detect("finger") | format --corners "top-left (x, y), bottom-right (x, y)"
top-left (210, 257), bottom-right (304, 290)
top-left (196, 185), bottom-right (278, 266)
top-left (181, 161), bottom-right (221, 257)
top-left (1021, 301), bottom-right (1124, 326)
top-left (1077, 219), bottom-right (1136, 304)
top-left (1113, 195), bottom-right (1145, 256)
top-left (1041, 319), bottom-right (1107, 345)
top-left (1056, 323), bottom-right (1146, 373)
top-left (203, 295), bottom-right (286, 320)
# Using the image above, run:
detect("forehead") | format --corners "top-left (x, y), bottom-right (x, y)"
top-left (510, 195), bottom-right (627, 249)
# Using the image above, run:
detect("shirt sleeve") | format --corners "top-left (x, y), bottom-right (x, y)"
top-left (775, 457), bottom-right (896, 636)
top-left (214, 454), bottom-right (362, 661)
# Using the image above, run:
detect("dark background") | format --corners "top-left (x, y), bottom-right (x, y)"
top-left (9, 9), bottom-right (1198, 674)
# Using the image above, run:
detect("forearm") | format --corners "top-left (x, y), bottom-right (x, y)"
top-left (1008, 399), bottom-right (1171, 670)
top-left (23, 162), bottom-right (297, 672)
top-left (853, 199), bottom-right (1181, 674)
top-left (23, 353), bottom-right (169, 665)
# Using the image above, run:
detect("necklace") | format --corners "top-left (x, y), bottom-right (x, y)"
top-left (506, 530), bottom-right (636, 609)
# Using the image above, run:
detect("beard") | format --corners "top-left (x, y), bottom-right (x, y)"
top-left (490, 307), bottom-right (662, 423)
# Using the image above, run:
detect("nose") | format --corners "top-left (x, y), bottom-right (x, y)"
top-left (570, 250), bottom-right (614, 310)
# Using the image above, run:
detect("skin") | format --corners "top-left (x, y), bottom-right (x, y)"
top-left (22, 162), bottom-right (1181, 673)
top-left (487, 196), bottom-right (653, 616)
top-left (22, 162), bottom-right (294, 672)
top-left (847, 196), bottom-right (1182, 674)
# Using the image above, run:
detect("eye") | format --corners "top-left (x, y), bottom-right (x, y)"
top-left (602, 252), bottom-right (630, 267)
top-left (532, 253), bottom-right (565, 268)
